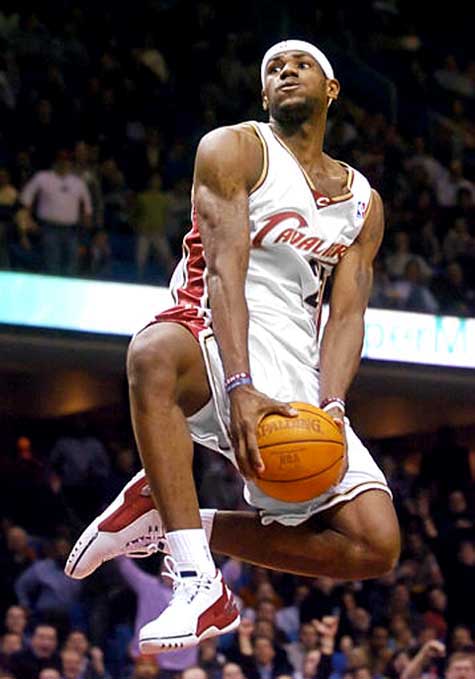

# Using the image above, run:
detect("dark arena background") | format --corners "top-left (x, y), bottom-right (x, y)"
top-left (1, 2), bottom-right (475, 679)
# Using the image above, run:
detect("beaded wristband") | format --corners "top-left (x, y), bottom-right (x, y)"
top-left (320, 397), bottom-right (346, 413)
top-left (225, 371), bottom-right (252, 394)
top-left (225, 376), bottom-right (253, 394)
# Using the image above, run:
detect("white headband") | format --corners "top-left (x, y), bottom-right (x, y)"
top-left (260, 39), bottom-right (335, 87)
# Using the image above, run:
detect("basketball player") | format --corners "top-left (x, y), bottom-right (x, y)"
top-left (65, 40), bottom-right (400, 651)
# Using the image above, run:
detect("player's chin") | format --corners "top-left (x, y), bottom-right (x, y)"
top-left (272, 98), bottom-right (313, 125)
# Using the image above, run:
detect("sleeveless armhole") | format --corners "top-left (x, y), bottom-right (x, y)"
top-left (241, 122), bottom-right (269, 195)
top-left (360, 188), bottom-right (375, 229)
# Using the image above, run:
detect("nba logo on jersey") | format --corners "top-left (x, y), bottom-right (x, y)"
top-left (356, 201), bottom-right (367, 220)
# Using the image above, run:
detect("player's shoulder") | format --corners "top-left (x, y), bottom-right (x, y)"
top-left (196, 122), bottom-right (263, 189)
top-left (197, 122), bottom-right (262, 160)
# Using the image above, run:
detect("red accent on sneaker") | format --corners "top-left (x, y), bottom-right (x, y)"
top-left (195, 581), bottom-right (239, 637)
top-left (98, 476), bottom-right (154, 532)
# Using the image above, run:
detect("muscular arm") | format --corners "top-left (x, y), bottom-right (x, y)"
top-left (194, 126), bottom-right (295, 477)
top-left (194, 126), bottom-right (262, 378)
top-left (319, 190), bottom-right (384, 407)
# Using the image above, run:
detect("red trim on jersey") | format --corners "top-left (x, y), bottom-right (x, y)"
top-left (152, 208), bottom-right (209, 341)
top-left (175, 208), bottom-right (207, 308)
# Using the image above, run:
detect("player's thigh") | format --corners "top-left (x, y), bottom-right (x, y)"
top-left (319, 490), bottom-right (401, 561)
top-left (127, 322), bottom-right (211, 416)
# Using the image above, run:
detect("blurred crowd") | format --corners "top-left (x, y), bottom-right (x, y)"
top-left (1, 413), bottom-right (475, 679)
top-left (2, 1), bottom-right (475, 677)
top-left (0, 2), bottom-right (474, 312)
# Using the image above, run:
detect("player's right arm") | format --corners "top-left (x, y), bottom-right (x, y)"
top-left (194, 126), bottom-right (295, 479)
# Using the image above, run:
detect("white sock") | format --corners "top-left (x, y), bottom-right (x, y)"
top-left (166, 528), bottom-right (215, 577)
top-left (200, 509), bottom-right (217, 544)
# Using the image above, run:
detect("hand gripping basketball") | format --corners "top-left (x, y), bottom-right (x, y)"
top-left (255, 402), bottom-right (346, 502)
top-left (228, 385), bottom-right (298, 480)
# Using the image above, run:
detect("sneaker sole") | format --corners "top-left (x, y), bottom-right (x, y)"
top-left (139, 613), bottom-right (241, 653)
top-left (65, 470), bottom-right (156, 579)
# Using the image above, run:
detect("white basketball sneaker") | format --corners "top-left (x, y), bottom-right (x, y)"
top-left (65, 470), bottom-right (167, 579)
top-left (139, 556), bottom-right (240, 652)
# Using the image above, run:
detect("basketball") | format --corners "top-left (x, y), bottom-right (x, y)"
top-left (255, 401), bottom-right (345, 503)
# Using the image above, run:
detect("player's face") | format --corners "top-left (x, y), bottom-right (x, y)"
top-left (263, 51), bottom-right (339, 124)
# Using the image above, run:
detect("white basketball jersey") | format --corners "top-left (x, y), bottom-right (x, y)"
top-left (166, 121), bottom-right (372, 368)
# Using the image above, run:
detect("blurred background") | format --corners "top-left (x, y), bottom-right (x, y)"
top-left (1, 2), bottom-right (475, 679)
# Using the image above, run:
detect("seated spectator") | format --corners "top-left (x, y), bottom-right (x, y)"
top-left (365, 625), bottom-right (392, 677)
top-left (423, 588), bottom-right (448, 640)
top-left (442, 218), bottom-right (475, 262)
top-left (436, 161), bottom-right (475, 209)
top-left (300, 578), bottom-right (339, 623)
top-left (14, 538), bottom-right (81, 629)
top-left (63, 630), bottom-right (109, 679)
top-left (222, 662), bottom-right (247, 679)
top-left (60, 647), bottom-right (109, 679)
top-left (434, 55), bottom-right (473, 98)
top-left (183, 668), bottom-right (208, 679)
top-left (39, 670), bottom-right (60, 679)
top-left (386, 231), bottom-right (432, 281)
top-left (10, 624), bottom-right (60, 679)
top-left (275, 584), bottom-right (309, 643)
top-left (285, 622), bottom-right (319, 673)
top-left (3, 606), bottom-right (28, 639)
top-left (433, 261), bottom-right (475, 316)
top-left (241, 636), bottom-right (293, 679)
top-left (389, 615), bottom-right (415, 650)
top-left (406, 137), bottom-right (446, 191)
top-left (450, 626), bottom-right (473, 653)
top-left (130, 656), bottom-right (160, 679)
top-left (388, 259), bottom-right (439, 313)
top-left (49, 414), bottom-right (110, 520)
top-left (0, 632), bottom-right (23, 672)
top-left (0, 527), bottom-right (37, 610)
top-left (445, 653), bottom-right (475, 679)
top-left (198, 638), bottom-right (225, 679)
top-left (385, 650), bottom-right (411, 679)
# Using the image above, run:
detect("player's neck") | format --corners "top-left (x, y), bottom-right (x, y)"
top-left (270, 117), bottom-right (327, 170)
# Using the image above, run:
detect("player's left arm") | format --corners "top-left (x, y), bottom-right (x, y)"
top-left (319, 190), bottom-right (384, 422)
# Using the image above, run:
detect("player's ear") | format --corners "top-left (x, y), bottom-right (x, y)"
top-left (262, 91), bottom-right (269, 111)
top-left (327, 78), bottom-right (340, 104)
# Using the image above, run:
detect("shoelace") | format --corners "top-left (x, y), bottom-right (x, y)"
top-left (125, 524), bottom-right (166, 558)
top-left (162, 556), bottom-right (214, 604)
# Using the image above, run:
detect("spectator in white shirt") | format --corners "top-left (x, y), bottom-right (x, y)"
top-left (20, 149), bottom-right (92, 275)
top-left (436, 160), bottom-right (475, 208)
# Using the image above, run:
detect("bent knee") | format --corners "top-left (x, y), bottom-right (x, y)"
top-left (127, 328), bottom-right (177, 394)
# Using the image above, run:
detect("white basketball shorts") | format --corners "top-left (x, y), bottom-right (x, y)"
top-left (185, 323), bottom-right (391, 527)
